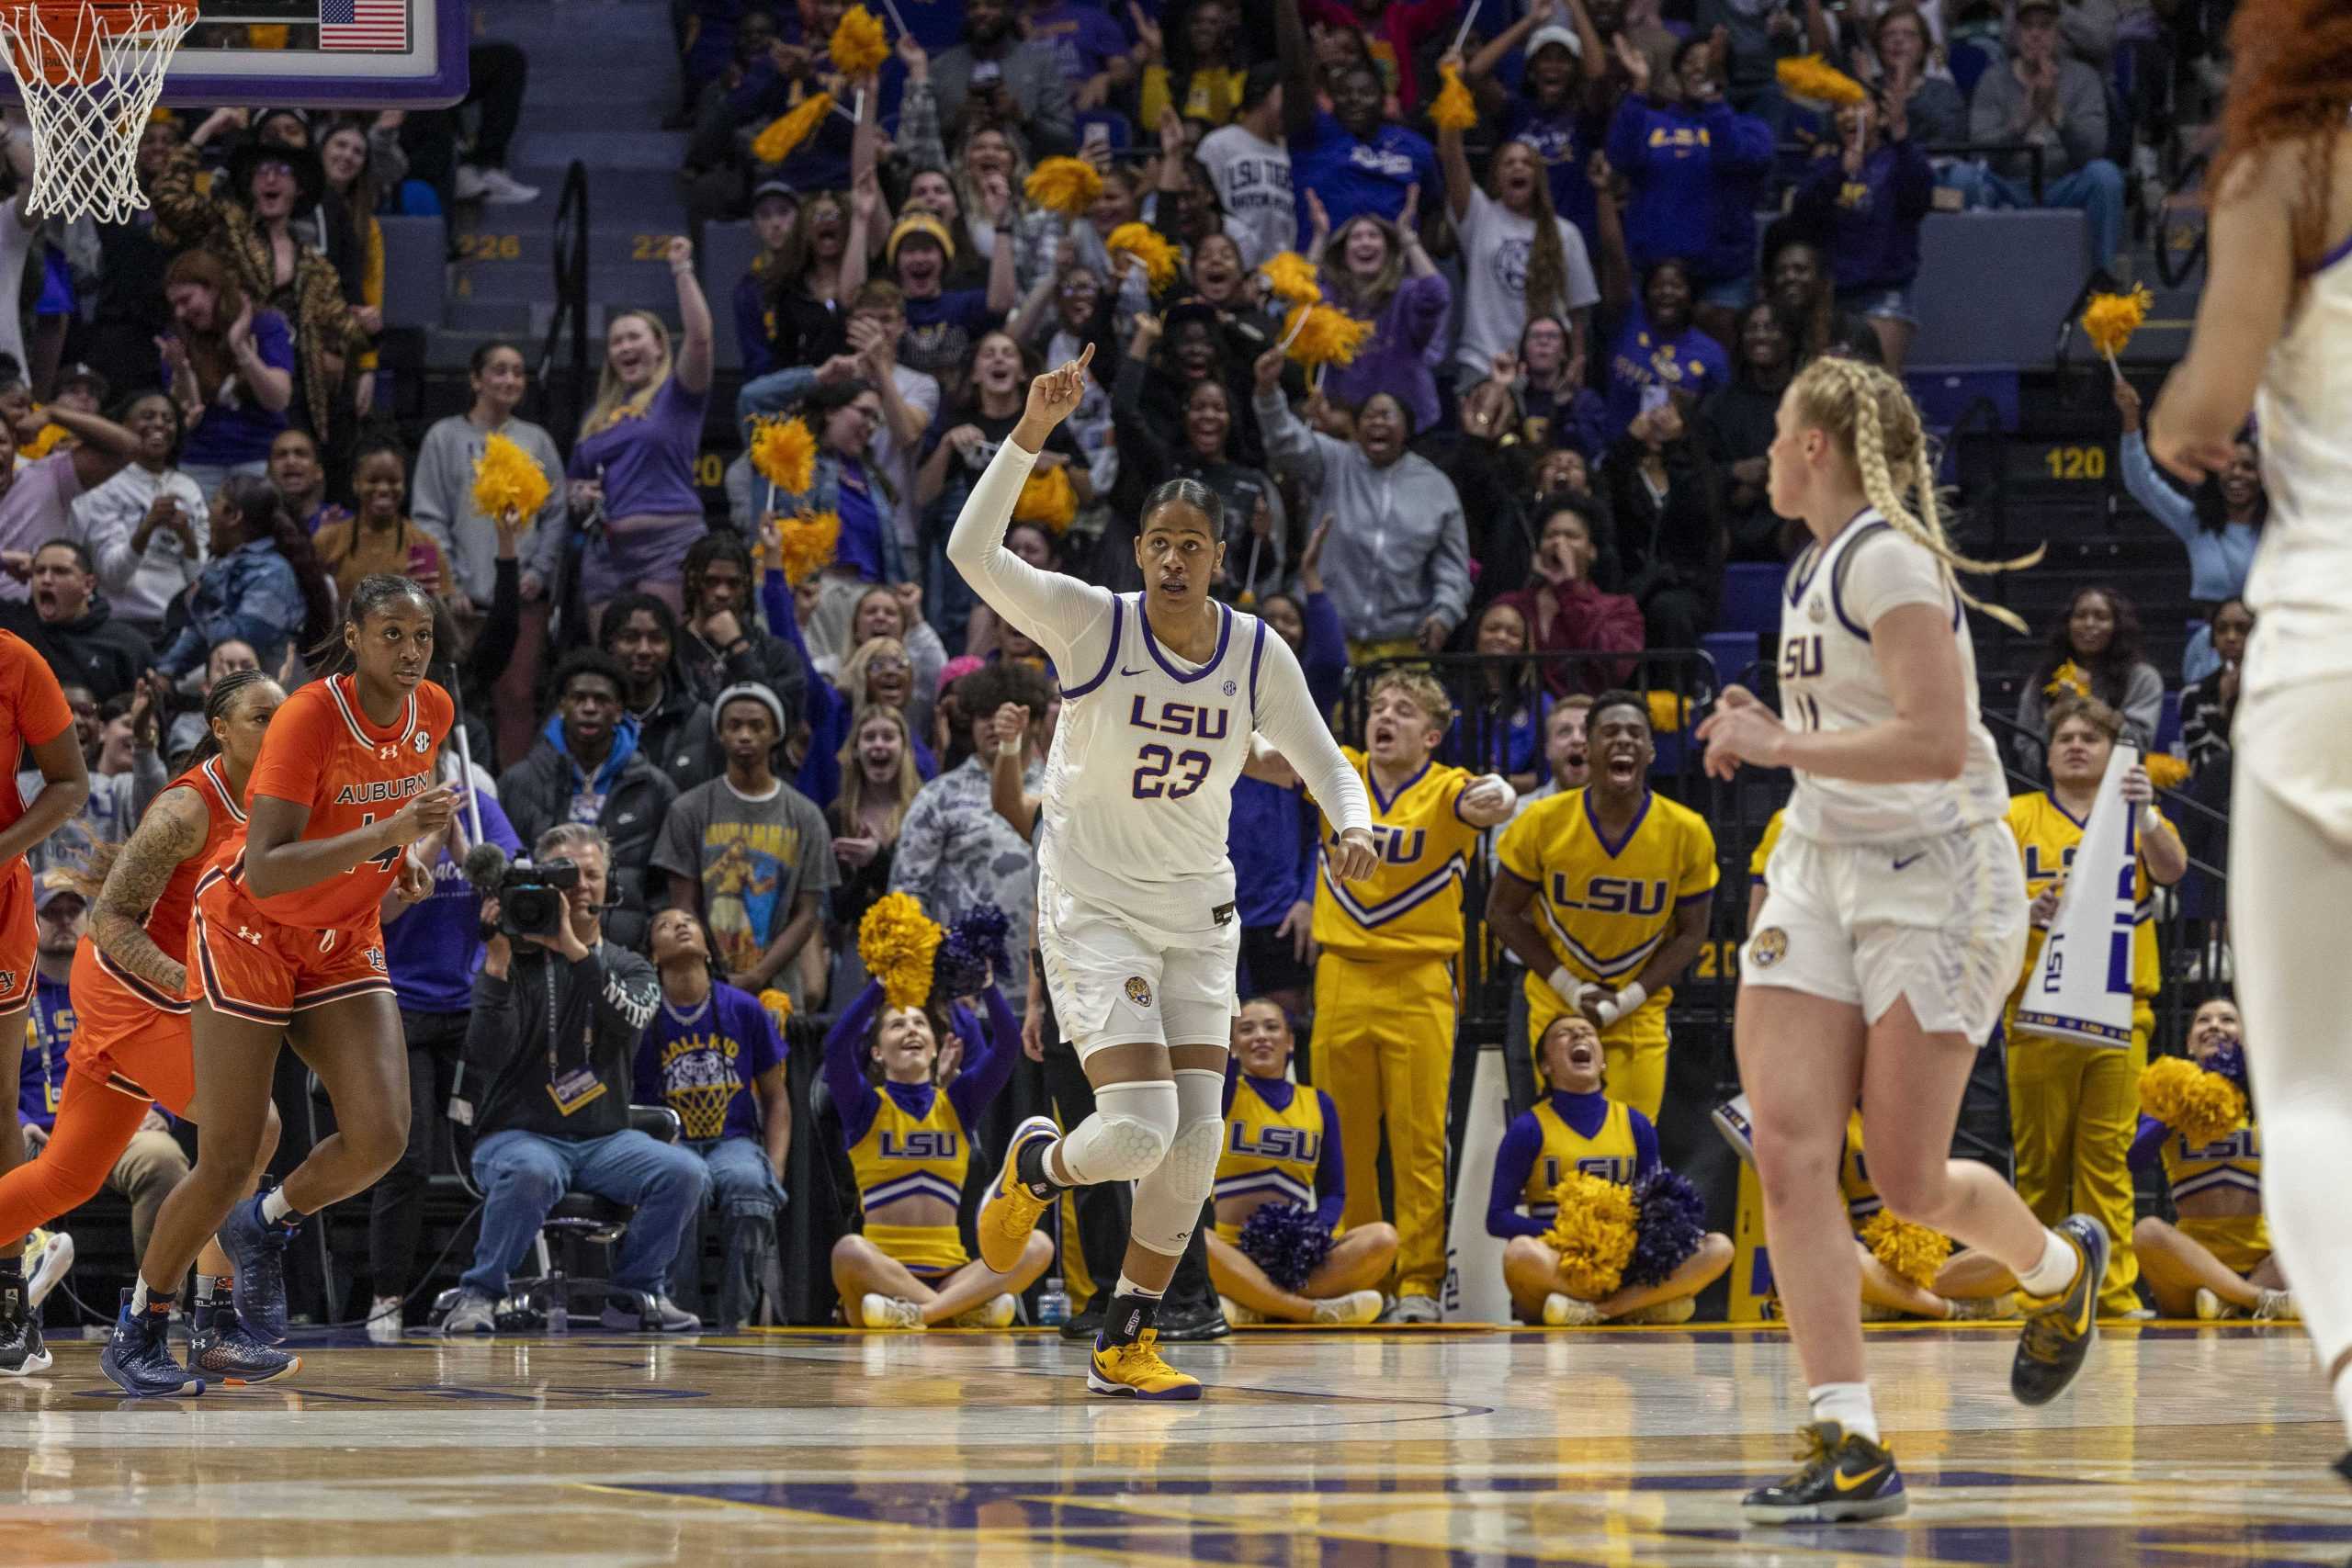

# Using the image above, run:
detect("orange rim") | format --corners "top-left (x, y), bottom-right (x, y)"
top-left (2, 0), bottom-right (195, 87)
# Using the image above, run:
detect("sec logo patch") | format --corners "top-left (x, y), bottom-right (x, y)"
top-left (1749, 928), bottom-right (1788, 969)
top-left (1124, 976), bottom-right (1154, 1009)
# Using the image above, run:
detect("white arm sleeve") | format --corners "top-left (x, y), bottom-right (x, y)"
top-left (945, 436), bottom-right (1117, 675)
top-left (1250, 628), bottom-right (1372, 838)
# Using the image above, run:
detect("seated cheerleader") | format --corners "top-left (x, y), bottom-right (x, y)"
top-left (1489, 1016), bottom-right (1732, 1325)
top-left (824, 900), bottom-right (1050, 1330)
top-left (1206, 999), bottom-right (1396, 1326)
top-left (2130, 997), bottom-right (2297, 1322)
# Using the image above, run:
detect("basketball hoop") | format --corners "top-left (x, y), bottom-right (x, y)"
top-left (0, 0), bottom-right (196, 221)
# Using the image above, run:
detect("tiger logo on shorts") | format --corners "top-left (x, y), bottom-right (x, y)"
top-left (1750, 929), bottom-right (1789, 969)
top-left (1124, 976), bottom-right (1154, 1009)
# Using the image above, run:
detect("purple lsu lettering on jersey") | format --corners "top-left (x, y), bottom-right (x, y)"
top-left (1127, 694), bottom-right (1235, 802)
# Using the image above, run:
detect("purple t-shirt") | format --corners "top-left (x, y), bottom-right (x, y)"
top-left (0, 452), bottom-right (85, 600)
top-left (169, 309), bottom-right (296, 469)
top-left (1023, 0), bottom-right (1128, 80)
top-left (632, 981), bottom-right (786, 1144)
top-left (569, 374), bottom-right (709, 522)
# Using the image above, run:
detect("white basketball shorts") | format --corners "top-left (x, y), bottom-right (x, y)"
top-left (1037, 872), bottom-right (1240, 1058)
top-left (1741, 818), bottom-right (2026, 1042)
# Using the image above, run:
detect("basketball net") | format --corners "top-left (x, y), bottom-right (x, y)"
top-left (0, 0), bottom-right (195, 222)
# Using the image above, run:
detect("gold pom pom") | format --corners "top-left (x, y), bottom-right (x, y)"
top-left (829, 5), bottom-right (889, 78)
top-left (469, 431), bottom-right (551, 525)
top-left (2081, 285), bottom-right (2154, 358)
top-left (1013, 463), bottom-right (1078, 534)
top-left (18, 421), bottom-right (70, 459)
top-left (1280, 301), bottom-right (1374, 368)
top-left (1105, 221), bottom-right (1180, 292)
top-left (1860, 1210), bottom-right (1951, 1288)
top-left (1541, 1171), bottom-right (1638, 1303)
top-left (772, 509), bottom-right (841, 587)
top-left (2139, 1054), bottom-right (2247, 1146)
top-left (2146, 752), bottom-right (2190, 792)
top-left (1430, 63), bottom-right (1478, 131)
top-left (1774, 53), bottom-right (1867, 107)
top-left (753, 92), bottom-right (834, 166)
top-left (758, 987), bottom-right (795, 1032)
top-left (1259, 250), bottom-right (1322, 307)
top-left (750, 415), bottom-right (818, 498)
top-left (858, 892), bottom-right (944, 1012)
top-left (1024, 156), bottom-right (1103, 218)
top-left (1645, 692), bottom-right (1689, 734)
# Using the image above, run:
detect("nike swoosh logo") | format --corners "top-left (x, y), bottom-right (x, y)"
top-left (1120, 665), bottom-right (1148, 678)
top-left (1833, 1462), bottom-right (1891, 1493)
top-left (1892, 853), bottom-right (1925, 871)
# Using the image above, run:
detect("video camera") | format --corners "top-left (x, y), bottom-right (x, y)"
top-left (496, 856), bottom-right (580, 941)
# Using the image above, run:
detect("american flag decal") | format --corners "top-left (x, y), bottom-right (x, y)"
top-left (320, 0), bottom-right (408, 51)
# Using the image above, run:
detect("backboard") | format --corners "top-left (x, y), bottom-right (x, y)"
top-left (0, 0), bottom-right (469, 107)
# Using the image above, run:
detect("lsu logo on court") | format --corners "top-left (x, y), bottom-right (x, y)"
top-left (1124, 976), bottom-right (1154, 1009)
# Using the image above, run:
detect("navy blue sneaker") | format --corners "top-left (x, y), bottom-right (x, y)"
top-left (219, 1194), bottom-right (296, 1344)
top-left (100, 1292), bottom-right (203, 1398)
top-left (190, 1303), bottom-right (300, 1385)
top-left (2013, 1213), bottom-right (2109, 1407)
top-left (1742, 1422), bottom-right (1907, 1523)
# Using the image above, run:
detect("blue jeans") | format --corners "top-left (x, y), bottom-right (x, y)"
top-left (1941, 157), bottom-right (2125, 270)
top-left (672, 1136), bottom-right (786, 1325)
top-left (462, 1127), bottom-right (710, 1298)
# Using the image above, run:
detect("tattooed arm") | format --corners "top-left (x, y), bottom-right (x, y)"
top-left (91, 784), bottom-right (209, 998)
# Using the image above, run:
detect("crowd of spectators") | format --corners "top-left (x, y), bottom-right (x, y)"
top-left (0, 0), bottom-right (2257, 1331)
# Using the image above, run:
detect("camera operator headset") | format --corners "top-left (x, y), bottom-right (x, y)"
top-left (448, 822), bottom-right (661, 1142)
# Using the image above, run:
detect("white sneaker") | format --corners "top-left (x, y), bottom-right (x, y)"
top-left (366, 1294), bottom-right (403, 1344)
top-left (1543, 1292), bottom-right (1603, 1326)
top-left (951, 1293), bottom-right (1015, 1328)
top-left (461, 165), bottom-right (539, 205)
top-left (1617, 1296), bottom-right (1696, 1325)
top-left (1217, 1293), bottom-right (1262, 1327)
top-left (1310, 1290), bottom-right (1384, 1325)
top-left (2252, 1288), bottom-right (2298, 1322)
top-left (2193, 1287), bottom-right (2232, 1321)
top-left (862, 1292), bottom-right (922, 1330)
top-left (1391, 1294), bottom-right (1442, 1325)
top-left (22, 1228), bottom-right (71, 1309)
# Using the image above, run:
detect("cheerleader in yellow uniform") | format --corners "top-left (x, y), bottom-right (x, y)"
top-left (825, 976), bottom-right (1051, 1328)
top-left (1488, 1016), bottom-right (1731, 1324)
top-left (2130, 997), bottom-right (2296, 1322)
top-left (1207, 1000), bottom-right (1397, 1325)
top-left (1309, 669), bottom-right (1516, 1321)
top-left (1836, 1111), bottom-right (2015, 1322)
top-left (1487, 692), bottom-right (1718, 1122)
top-left (2001, 694), bottom-right (2187, 1315)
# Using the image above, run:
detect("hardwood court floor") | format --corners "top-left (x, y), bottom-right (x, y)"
top-left (0, 1322), bottom-right (2344, 1565)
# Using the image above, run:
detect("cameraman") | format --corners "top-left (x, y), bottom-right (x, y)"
top-left (440, 823), bottom-right (709, 1335)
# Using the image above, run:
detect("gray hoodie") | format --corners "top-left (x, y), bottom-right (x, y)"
top-left (1254, 388), bottom-right (1472, 646)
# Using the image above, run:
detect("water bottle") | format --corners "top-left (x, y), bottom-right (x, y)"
top-left (1036, 1276), bottom-right (1069, 1328)
top-left (546, 1271), bottom-right (568, 1335)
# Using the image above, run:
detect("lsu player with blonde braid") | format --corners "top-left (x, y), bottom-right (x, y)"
top-left (1698, 354), bottom-right (2105, 1523)
top-left (1309, 669), bottom-right (1516, 1321)
top-left (1487, 691), bottom-right (1717, 1122)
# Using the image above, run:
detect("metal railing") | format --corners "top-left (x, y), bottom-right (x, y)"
top-left (534, 159), bottom-right (592, 442)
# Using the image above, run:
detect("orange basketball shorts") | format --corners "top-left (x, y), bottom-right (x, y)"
top-left (187, 872), bottom-right (392, 1026)
top-left (0, 859), bottom-right (34, 1011)
top-left (67, 939), bottom-right (197, 1116)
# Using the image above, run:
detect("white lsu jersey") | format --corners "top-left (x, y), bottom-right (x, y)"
top-left (1040, 593), bottom-right (1267, 927)
top-left (1775, 512), bottom-right (2009, 843)
top-left (2243, 228), bottom-right (2352, 699)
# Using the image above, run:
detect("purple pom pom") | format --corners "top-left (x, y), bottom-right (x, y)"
top-left (1624, 1169), bottom-right (1705, 1288)
top-left (1237, 1201), bottom-right (1333, 1292)
top-left (933, 902), bottom-right (1014, 998)
top-left (2204, 1041), bottom-right (2250, 1096)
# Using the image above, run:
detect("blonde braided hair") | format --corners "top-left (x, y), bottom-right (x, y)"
top-left (1790, 355), bottom-right (2043, 632)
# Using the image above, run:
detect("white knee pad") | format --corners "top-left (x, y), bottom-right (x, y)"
top-left (1055, 1079), bottom-right (1178, 1186)
top-left (1130, 1069), bottom-right (1227, 1257)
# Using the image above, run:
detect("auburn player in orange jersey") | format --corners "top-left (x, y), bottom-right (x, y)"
top-left (106, 577), bottom-right (461, 1397)
top-left (0, 627), bottom-right (92, 1375)
top-left (0, 673), bottom-right (299, 1386)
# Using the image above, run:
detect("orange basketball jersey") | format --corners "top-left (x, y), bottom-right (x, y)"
top-left (83, 755), bottom-right (248, 1012)
top-left (226, 674), bottom-right (453, 931)
top-left (0, 628), bottom-right (74, 845)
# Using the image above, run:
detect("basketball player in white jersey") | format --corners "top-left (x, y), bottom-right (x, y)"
top-left (1696, 355), bottom-right (2106, 1523)
top-left (946, 345), bottom-right (1378, 1400)
top-left (2148, 1), bottom-right (2352, 1491)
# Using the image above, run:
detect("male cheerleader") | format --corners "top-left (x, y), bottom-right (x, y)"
top-left (1486, 691), bottom-right (1716, 1119)
top-left (1310, 669), bottom-right (1514, 1320)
